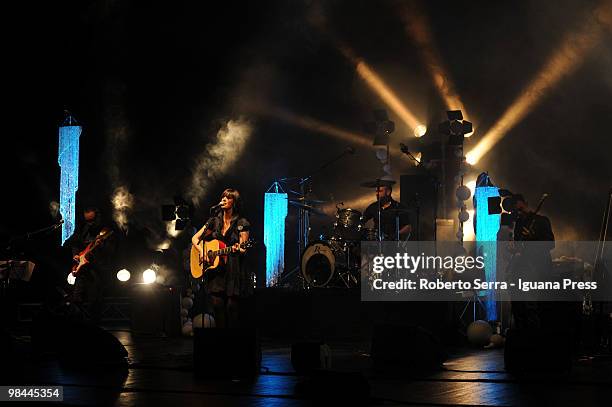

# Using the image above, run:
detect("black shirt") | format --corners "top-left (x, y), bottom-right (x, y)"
top-left (363, 199), bottom-right (411, 240)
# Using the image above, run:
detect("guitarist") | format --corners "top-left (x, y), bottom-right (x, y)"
top-left (66, 207), bottom-right (116, 323)
top-left (191, 189), bottom-right (251, 328)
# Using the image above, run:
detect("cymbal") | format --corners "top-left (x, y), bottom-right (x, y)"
top-left (360, 179), bottom-right (396, 188)
top-left (293, 197), bottom-right (328, 204)
top-left (288, 200), bottom-right (325, 215)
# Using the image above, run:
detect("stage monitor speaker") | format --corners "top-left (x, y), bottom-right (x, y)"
top-left (194, 328), bottom-right (260, 378)
top-left (504, 328), bottom-right (572, 373)
top-left (371, 324), bottom-right (447, 372)
top-left (400, 174), bottom-right (438, 241)
top-left (31, 310), bottom-right (127, 366)
top-left (132, 284), bottom-right (182, 336)
top-left (291, 342), bottom-right (332, 373)
top-left (295, 369), bottom-right (370, 402)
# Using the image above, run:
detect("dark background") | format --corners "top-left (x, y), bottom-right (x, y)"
top-left (2, 0), bottom-right (611, 281)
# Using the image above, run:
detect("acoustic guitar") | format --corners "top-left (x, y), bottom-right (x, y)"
top-left (190, 238), bottom-right (255, 279)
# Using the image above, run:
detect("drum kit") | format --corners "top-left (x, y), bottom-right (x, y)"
top-left (296, 178), bottom-right (409, 289)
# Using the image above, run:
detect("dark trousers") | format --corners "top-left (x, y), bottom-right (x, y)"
top-left (71, 267), bottom-right (104, 324)
top-left (209, 293), bottom-right (239, 329)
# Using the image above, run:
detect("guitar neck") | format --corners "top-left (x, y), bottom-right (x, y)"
top-left (213, 241), bottom-right (249, 256)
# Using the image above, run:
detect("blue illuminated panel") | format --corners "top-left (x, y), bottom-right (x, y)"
top-left (264, 192), bottom-right (288, 286)
top-left (58, 122), bottom-right (82, 245)
top-left (474, 186), bottom-right (500, 321)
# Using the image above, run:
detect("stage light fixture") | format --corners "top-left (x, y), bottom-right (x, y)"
top-left (116, 268), bottom-right (131, 282)
top-left (414, 124), bottom-right (427, 137)
top-left (161, 196), bottom-right (192, 231)
top-left (142, 268), bottom-right (157, 284)
top-left (366, 109), bottom-right (395, 146)
top-left (439, 110), bottom-right (473, 146)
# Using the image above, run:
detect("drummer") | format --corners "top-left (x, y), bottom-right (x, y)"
top-left (362, 185), bottom-right (412, 240)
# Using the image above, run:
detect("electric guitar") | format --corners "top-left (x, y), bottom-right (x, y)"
top-left (190, 238), bottom-right (255, 279)
top-left (67, 228), bottom-right (114, 285)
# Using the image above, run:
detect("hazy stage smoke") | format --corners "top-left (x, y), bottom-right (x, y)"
top-left (112, 186), bottom-right (134, 231)
top-left (186, 118), bottom-right (253, 206)
top-left (165, 221), bottom-right (180, 238)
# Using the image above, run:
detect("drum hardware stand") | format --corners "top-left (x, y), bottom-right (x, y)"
top-left (459, 290), bottom-right (486, 324)
top-left (586, 187), bottom-right (612, 354)
top-left (277, 148), bottom-right (355, 286)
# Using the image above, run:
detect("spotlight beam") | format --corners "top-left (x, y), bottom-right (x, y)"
top-left (255, 105), bottom-right (410, 161)
top-left (398, 3), bottom-right (470, 122)
top-left (306, 9), bottom-right (425, 136)
top-left (467, 1), bottom-right (611, 164)
top-left (354, 60), bottom-right (422, 132)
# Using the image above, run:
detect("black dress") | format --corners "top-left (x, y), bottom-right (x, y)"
top-left (204, 212), bottom-right (252, 297)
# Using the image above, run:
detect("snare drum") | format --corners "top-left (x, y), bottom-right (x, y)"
top-left (332, 208), bottom-right (363, 241)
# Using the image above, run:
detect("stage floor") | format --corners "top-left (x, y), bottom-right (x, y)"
top-left (6, 326), bottom-right (612, 406)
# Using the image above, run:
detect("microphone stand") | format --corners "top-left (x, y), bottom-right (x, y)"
top-left (6, 220), bottom-right (64, 251)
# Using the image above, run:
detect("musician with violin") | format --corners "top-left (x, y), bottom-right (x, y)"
top-left (509, 194), bottom-right (555, 330)
top-left (66, 207), bottom-right (116, 323)
top-left (513, 194), bottom-right (555, 246)
top-left (191, 189), bottom-right (252, 328)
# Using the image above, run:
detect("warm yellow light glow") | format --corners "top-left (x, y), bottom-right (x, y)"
top-left (117, 269), bottom-right (131, 282)
top-left (466, 180), bottom-right (477, 195)
top-left (142, 269), bottom-right (157, 284)
top-left (464, 209), bottom-right (476, 241)
top-left (465, 152), bottom-right (478, 166)
top-left (414, 124), bottom-right (427, 138)
top-left (467, 2), bottom-right (610, 164)
top-left (399, 4), bottom-right (470, 121)
top-left (157, 240), bottom-right (171, 250)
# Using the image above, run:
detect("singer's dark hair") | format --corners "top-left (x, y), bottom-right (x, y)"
top-left (221, 188), bottom-right (242, 214)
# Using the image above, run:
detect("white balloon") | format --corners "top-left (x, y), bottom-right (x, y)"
top-left (181, 297), bottom-right (194, 310)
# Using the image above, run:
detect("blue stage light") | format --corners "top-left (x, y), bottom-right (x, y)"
top-left (58, 113), bottom-right (82, 245)
top-left (264, 184), bottom-right (288, 287)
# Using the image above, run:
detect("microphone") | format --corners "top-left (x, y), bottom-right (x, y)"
top-left (209, 201), bottom-right (223, 214)
top-left (53, 219), bottom-right (65, 230)
top-left (345, 146), bottom-right (355, 155)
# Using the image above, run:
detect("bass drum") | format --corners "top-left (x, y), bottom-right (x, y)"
top-left (301, 241), bottom-right (342, 287)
